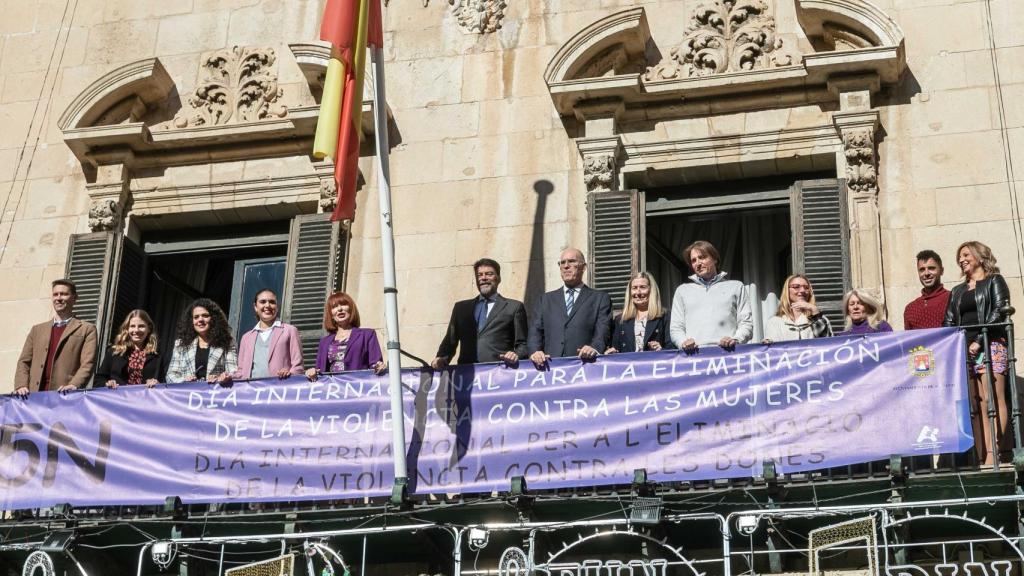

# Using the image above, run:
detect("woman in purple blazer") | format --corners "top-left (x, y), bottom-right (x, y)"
top-left (305, 291), bottom-right (385, 380)
top-left (234, 289), bottom-right (305, 380)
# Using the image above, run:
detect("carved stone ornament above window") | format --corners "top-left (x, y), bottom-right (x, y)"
top-left (645, 0), bottom-right (801, 81)
top-left (386, 0), bottom-right (507, 33)
top-left (173, 46), bottom-right (288, 128)
top-left (449, 0), bottom-right (507, 34)
top-left (545, 1), bottom-right (906, 120)
top-left (58, 45), bottom-right (391, 171)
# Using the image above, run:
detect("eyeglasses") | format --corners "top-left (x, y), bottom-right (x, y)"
top-left (557, 259), bottom-right (583, 267)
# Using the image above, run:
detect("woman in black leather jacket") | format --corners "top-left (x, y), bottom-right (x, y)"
top-left (943, 240), bottom-right (1011, 465)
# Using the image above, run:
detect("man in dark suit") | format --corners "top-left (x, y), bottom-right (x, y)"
top-left (528, 248), bottom-right (612, 368)
top-left (14, 279), bottom-right (97, 395)
top-left (431, 258), bottom-right (528, 368)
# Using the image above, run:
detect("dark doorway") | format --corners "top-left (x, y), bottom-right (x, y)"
top-left (141, 223), bottom-right (289, 348)
top-left (646, 207), bottom-right (792, 340)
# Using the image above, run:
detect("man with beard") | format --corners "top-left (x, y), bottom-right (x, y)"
top-left (432, 258), bottom-right (528, 368)
top-left (903, 249), bottom-right (951, 330)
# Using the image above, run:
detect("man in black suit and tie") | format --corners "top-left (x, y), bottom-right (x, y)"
top-left (431, 258), bottom-right (528, 368)
top-left (528, 248), bottom-right (612, 368)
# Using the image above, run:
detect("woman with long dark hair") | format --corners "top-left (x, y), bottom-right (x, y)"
top-left (94, 309), bottom-right (165, 387)
top-left (165, 298), bottom-right (237, 384)
top-left (944, 240), bottom-right (1012, 465)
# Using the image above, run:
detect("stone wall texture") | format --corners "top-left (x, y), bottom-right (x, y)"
top-left (0, 0), bottom-right (1022, 390)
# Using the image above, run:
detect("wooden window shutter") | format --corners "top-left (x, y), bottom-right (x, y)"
top-left (65, 232), bottom-right (115, 329)
top-left (283, 213), bottom-right (347, 367)
top-left (588, 190), bottom-right (642, 311)
top-left (793, 179), bottom-right (851, 329)
top-left (108, 237), bottom-right (148, 344)
top-left (66, 233), bottom-right (149, 370)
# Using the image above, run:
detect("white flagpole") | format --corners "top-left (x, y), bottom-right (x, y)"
top-left (370, 32), bottom-right (408, 486)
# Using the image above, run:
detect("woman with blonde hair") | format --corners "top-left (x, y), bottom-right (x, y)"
top-left (763, 274), bottom-right (833, 342)
top-left (943, 240), bottom-right (1012, 465)
top-left (605, 271), bottom-right (673, 353)
top-left (94, 309), bottom-right (165, 387)
top-left (836, 289), bottom-right (892, 336)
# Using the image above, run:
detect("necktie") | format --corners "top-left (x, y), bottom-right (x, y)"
top-left (565, 288), bottom-right (575, 316)
top-left (475, 298), bottom-right (489, 332)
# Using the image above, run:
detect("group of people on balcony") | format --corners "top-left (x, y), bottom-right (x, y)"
top-left (10, 286), bottom-right (387, 392)
top-left (10, 239), bottom-right (1014, 464)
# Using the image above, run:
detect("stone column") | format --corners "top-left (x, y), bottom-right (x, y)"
top-left (834, 102), bottom-right (883, 302)
top-left (574, 101), bottom-right (625, 193)
top-left (86, 154), bottom-right (133, 233)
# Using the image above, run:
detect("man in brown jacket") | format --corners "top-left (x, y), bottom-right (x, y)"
top-left (14, 279), bottom-right (98, 395)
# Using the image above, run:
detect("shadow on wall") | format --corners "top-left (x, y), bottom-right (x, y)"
top-left (523, 179), bottom-right (555, 318)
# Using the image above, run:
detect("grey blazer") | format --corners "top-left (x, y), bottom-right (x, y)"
top-left (527, 284), bottom-right (613, 358)
top-left (435, 293), bottom-right (528, 364)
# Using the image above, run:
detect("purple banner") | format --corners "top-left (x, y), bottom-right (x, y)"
top-left (0, 328), bottom-right (970, 509)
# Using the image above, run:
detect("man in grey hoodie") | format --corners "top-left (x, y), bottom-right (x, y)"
top-left (669, 240), bottom-right (753, 351)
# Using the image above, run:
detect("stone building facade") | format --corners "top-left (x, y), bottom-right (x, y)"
top-left (0, 0), bottom-right (1021, 388)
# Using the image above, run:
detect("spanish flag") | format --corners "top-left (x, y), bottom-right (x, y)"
top-left (313, 0), bottom-right (384, 222)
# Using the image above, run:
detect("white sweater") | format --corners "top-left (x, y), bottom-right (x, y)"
top-left (669, 273), bottom-right (753, 346)
top-left (763, 313), bottom-right (833, 342)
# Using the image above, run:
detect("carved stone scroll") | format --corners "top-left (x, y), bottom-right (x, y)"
top-left (583, 154), bottom-right (617, 192)
top-left (173, 46), bottom-right (288, 128)
top-left (319, 178), bottom-right (338, 213)
top-left (645, 0), bottom-right (800, 80)
top-left (449, 0), bottom-right (507, 34)
top-left (382, 0), bottom-right (506, 34)
top-left (578, 136), bottom-right (623, 193)
top-left (88, 198), bottom-right (121, 232)
top-left (843, 126), bottom-right (877, 197)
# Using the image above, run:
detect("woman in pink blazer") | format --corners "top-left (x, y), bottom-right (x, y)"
top-left (234, 289), bottom-right (305, 380)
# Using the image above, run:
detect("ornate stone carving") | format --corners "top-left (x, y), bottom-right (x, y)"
top-left (843, 127), bottom-right (877, 196)
top-left (173, 46), bottom-right (287, 128)
top-left (381, 0), bottom-right (506, 33)
top-left (583, 154), bottom-right (617, 192)
top-left (449, 0), bottom-right (507, 34)
top-left (644, 0), bottom-right (800, 80)
top-left (88, 198), bottom-right (121, 232)
top-left (319, 178), bottom-right (338, 212)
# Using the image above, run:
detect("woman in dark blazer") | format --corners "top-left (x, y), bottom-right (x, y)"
top-left (605, 271), bottom-right (673, 354)
top-left (95, 309), bottom-right (165, 387)
top-left (306, 292), bottom-right (385, 379)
